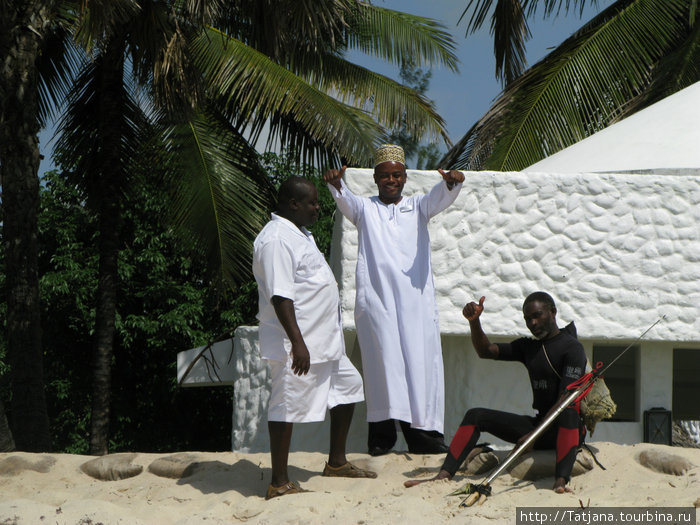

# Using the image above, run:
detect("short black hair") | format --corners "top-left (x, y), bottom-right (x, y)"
top-left (523, 291), bottom-right (556, 312)
top-left (276, 176), bottom-right (315, 209)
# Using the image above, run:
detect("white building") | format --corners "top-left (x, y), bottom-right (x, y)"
top-left (178, 84), bottom-right (700, 453)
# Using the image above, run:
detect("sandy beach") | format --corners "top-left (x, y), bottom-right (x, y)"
top-left (0, 442), bottom-right (698, 524)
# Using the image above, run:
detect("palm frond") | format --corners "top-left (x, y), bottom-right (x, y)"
top-left (347, 3), bottom-right (459, 71)
top-left (177, 0), bottom-right (226, 28)
top-left (191, 27), bottom-right (381, 164)
top-left (263, 112), bottom-right (342, 170)
top-left (303, 54), bottom-right (449, 144)
top-left (531, 0), bottom-right (599, 18)
top-left (493, 0), bottom-right (531, 84)
top-left (443, 0), bottom-right (690, 171)
top-left (54, 52), bottom-right (146, 194)
top-left (72, 0), bottom-right (140, 52)
top-left (214, 0), bottom-right (347, 58)
top-left (127, 0), bottom-right (173, 83)
top-left (37, 25), bottom-right (82, 127)
top-left (461, 0), bottom-right (596, 86)
top-left (152, 23), bottom-right (202, 114)
top-left (159, 110), bottom-right (274, 287)
top-left (617, 13), bottom-right (700, 115)
top-left (459, 0), bottom-right (497, 32)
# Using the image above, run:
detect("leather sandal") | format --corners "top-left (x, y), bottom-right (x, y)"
top-left (322, 461), bottom-right (377, 478)
top-left (265, 480), bottom-right (310, 500)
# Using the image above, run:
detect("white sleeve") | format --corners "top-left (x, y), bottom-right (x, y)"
top-left (255, 239), bottom-right (296, 301)
top-left (327, 179), bottom-right (364, 225)
top-left (419, 179), bottom-right (463, 219)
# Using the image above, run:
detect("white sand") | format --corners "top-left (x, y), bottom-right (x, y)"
top-left (0, 443), bottom-right (698, 524)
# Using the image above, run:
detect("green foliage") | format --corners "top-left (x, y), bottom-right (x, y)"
top-left (6, 150), bottom-right (331, 454)
top-left (444, 0), bottom-right (700, 171)
top-left (36, 170), bottom-right (242, 453)
top-left (260, 150), bottom-right (336, 259)
top-left (37, 171), bottom-right (96, 452)
top-left (47, 2), bottom-right (458, 296)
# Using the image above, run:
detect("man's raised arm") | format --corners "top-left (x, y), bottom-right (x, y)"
top-left (323, 165), bottom-right (345, 191)
top-left (438, 168), bottom-right (465, 190)
top-left (463, 296), bottom-right (499, 359)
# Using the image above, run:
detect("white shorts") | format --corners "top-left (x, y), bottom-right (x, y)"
top-left (267, 354), bottom-right (364, 423)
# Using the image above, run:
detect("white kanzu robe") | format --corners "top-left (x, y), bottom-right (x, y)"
top-left (329, 178), bottom-right (462, 433)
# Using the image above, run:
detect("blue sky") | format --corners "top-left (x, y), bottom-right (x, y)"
top-left (363, 0), bottom-right (608, 150)
top-left (37, 1), bottom-right (607, 174)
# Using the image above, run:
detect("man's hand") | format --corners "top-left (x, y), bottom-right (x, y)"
top-left (290, 341), bottom-right (311, 376)
top-left (463, 296), bottom-right (485, 321)
top-left (271, 295), bottom-right (311, 376)
top-left (323, 165), bottom-right (346, 190)
top-left (438, 168), bottom-right (465, 189)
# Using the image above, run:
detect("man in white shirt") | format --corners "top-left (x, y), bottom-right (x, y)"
top-left (253, 176), bottom-right (376, 500)
top-left (323, 145), bottom-right (465, 455)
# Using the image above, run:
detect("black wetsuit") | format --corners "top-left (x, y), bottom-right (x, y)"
top-left (442, 325), bottom-right (586, 481)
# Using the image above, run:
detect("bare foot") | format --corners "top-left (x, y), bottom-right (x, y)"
top-left (404, 469), bottom-right (451, 488)
top-left (553, 477), bottom-right (573, 494)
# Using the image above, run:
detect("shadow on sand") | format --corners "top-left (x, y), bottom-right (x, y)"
top-left (175, 458), bottom-right (317, 497)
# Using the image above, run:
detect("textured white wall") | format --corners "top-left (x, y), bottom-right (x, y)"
top-left (332, 169), bottom-right (700, 342)
top-left (177, 339), bottom-right (235, 387)
top-left (232, 326), bottom-right (270, 452)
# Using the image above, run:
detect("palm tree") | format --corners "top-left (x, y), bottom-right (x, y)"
top-left (0, 0), bottom-right (57, 452)
top-left (443, 0), bottom-right (700, 171)
top-left (51, 0), bottom-right (459, 454)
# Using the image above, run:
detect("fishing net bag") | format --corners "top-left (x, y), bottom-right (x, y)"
top-left (580, 365), bottom-right (617, 435)
top-left (559, 322), bottom-right (617, 435)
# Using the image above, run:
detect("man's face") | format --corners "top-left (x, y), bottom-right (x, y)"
top-left (291, 184), bottom-right (320, 228)
top-left (373, 161), bottom-right (407, 204)
top-left (523, 301), bottom-right (557, 340)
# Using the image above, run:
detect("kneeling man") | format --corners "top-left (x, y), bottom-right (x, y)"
top-left (405, 292), bottom-right (585, 493)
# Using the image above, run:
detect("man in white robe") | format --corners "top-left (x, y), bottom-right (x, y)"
top-left (323, 145), bottom-right (465, 455)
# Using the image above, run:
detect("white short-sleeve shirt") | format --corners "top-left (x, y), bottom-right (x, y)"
top-left (253, 213), bottom-right (344, 363)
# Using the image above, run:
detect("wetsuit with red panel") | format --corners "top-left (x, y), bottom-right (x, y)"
top-left (442, 323), bottom-right (586, 482)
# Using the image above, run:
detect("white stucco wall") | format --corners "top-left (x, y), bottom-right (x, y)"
top-left (331, 169), bottom-right (699, 341)
top-left (177, 339), bottom-right (235, 387)
top-left (227, 170), bottom-right (699, 452)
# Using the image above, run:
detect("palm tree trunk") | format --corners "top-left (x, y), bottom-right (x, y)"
top-left (0, 398), bottom-right (16, 452)
top-left (89, 39), bottom-right (126, 456)
top-left (0, 1), bottom-right (53, 452)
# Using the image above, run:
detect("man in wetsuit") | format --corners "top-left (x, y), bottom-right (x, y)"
top-left (405, 291), bottom-right (586, 493)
